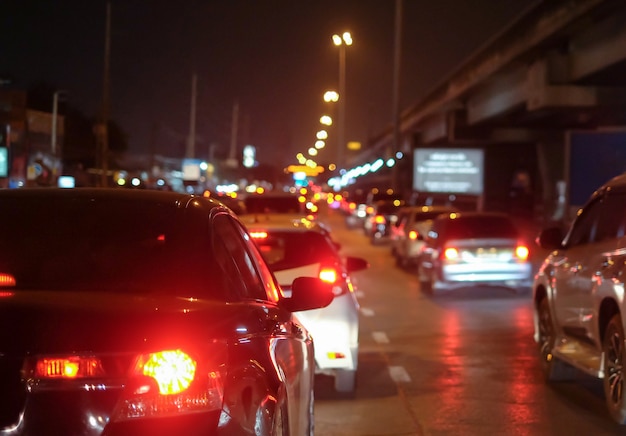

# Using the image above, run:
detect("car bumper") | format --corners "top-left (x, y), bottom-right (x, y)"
top-left (296, 293), bottom-right (359, 371)
top-left (436, 262), bottom-right (533, 290)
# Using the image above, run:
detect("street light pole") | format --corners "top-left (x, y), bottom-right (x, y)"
top-left (332, 32), bottom-right (352, 170)
top-left (51, 91), bottom-right (62, 156)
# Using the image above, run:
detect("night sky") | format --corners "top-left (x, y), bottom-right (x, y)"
top-left (0, 0), bottom-right (529, 167)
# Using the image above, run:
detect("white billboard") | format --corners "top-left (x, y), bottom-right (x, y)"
top-left (413, 148), bottom-right (484, 195)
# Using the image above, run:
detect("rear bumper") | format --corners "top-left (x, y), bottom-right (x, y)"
top-left (436, 262), bottom-right (532, 291)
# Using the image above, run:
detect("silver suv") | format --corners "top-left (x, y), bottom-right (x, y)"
top-left (533, 173), bottom-right (626, 424)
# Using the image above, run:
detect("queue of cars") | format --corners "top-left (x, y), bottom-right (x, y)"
top-left (0, 188), bottom-right (335, 435)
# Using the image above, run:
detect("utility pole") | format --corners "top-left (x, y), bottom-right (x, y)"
top-left (186, 72), bottom-right (197, 159)
top-left (99, 0), bottom-right (111, 187)
top-left (390, 0), bottom-right (403, 192)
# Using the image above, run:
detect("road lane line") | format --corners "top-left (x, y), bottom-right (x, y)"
top-left (360, 307), bottom-right (375, 317)
top-left (372, 331), bottom-right (390, 344)
top-left (388, 366), bottom-right (411, 383)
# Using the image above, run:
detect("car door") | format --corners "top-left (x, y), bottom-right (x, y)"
top-left (577, 191), bottom-right (626, 342)
top-left (551, 194), bottom-right (604, 337)
top-left (211, 213), bottom-right (313, 434)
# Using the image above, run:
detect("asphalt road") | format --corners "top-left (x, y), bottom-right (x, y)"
top-left (311, 208), bottom-right (626, 436)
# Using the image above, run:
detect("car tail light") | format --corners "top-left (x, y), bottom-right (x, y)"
top-left (250, 231), bottom-right (268, 239)
top-left (515, 245), bottom-right (530, 261)
top-left (408, 230), bottom-right (418, 240)
top-left (374, 215), bottom-right (386, 224)
top-left (319, 267), bottom-right (338, 284)
top-left (443, 247), bottom-right (459, 260)
top-left (134, 350), bottom-right (196, 395)
top-left (349, 202), bottom-right (356, 211)
top-left (116, 348), bottom-right (225, 421)
top-left (0, 273), bottom-right (16, 287)
top-left (366, 206), bottom-right (374, 215)
top-left (24, 348), bottom-right (226, 421)
top-left (33, 356), bottom-right (105, 379)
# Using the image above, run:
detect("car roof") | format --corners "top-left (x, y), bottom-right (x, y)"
top-left (0, 187), bottom-right (229, 215)
top-left (400, 205), bottom-right (457, 213)
top-left (242, 215), bottom-right (328, 233)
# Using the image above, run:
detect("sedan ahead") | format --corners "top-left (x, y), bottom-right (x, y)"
top-left (418, 211), bottom-right (532, 295)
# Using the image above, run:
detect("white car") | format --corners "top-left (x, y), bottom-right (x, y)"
top-left (245, 216), bottom-right (369, 392)
top-left (390, 205), bottom-right (458, 268)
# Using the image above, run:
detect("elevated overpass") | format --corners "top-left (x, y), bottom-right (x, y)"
top-left (345, 0), bottom-right (626, 223)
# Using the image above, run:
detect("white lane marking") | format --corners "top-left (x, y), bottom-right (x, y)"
top-left (372, 331), bottom-right (390, 344)
top-left (389, 366), bottom-right (411, 383)
top-left (360, 307), bottom-right (375, 317)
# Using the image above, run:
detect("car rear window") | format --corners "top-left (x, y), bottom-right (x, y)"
top-left (443, 216), bottom-right (519, 239)
top-left (253, 231), bottom-right (336, 271)
top-left (243, 195), bottom-right (304, 214)
top-left (0, 197), bottom-right (222, 296)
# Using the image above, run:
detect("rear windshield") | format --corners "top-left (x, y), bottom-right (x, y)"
top-left (253, 231), bottom-right (336, 271)
top-left (243, 195), bottom-right (304, 214)
top-left (0, 197), bottom-right (221, 296)
top-left (442, 216), bottom-right (519, 239)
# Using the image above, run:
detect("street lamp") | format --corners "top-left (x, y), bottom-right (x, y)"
top-left (332, 32), bottom-right (352, 169)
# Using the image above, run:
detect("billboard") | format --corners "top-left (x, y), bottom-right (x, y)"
top-left (413, 148), bottom-right (484, 195)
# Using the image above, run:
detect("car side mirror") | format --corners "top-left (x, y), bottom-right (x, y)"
top-left (345, 256), bottom-right (369, 273)
top-left (280, 277), bottom-right (334, 312)
top-left (536, 227), bottom-right (565, 250)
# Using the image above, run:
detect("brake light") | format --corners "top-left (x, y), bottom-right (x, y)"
top-left (366, 206), bottom-right (374, 215)
top-left (319, 267), bottom-right (338, 284)
top-left (250, 231), bottom-right (268, 239)
top-left (34, 356), bottom-right (105, 379)
top-left (515, 245), bottom-right (530, 261)
top-left (117, 348), bottom-right (225, 421)
top-left (408, 230), bottom-right (418, 240)
top-left (0, 273), bottom-right (15, 287)
top-left (349, 202), bottom-right (356, 211)
top-left (444, 247), bottom-right (459, 260)
top-left (374, 215), bottom-right (386, 224)
top-left (135, 350), bottom-right (196, 395)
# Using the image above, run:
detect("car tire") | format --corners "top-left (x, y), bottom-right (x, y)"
top-left (269, 400), bottom-right (289, 436)
top-left (537, 298), bottom-right (576, 382)
top-left (417, 264), bottom-right (433, 295)
top-left (603, 313), bottom-right (626, 425)
top-left (334, 369), bottom-right (356, 393)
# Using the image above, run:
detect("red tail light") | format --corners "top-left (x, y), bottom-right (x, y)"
top-left (34, 356), bottom-right (105, 379)
top-left (134, 349), bottom-right (197, 395)
top-left (250, 231), bottom-right (268, 239)
top-left (319, 267), bottom-right (338, 284)
top-left (515, 245), bottom-right (530, 261)
top-left (443, 247), bottom-right (459, 260)
top-left (374, 215), bottom-right (386, 224)
top-left (0, 273), bottom-right (16, 287)
top-left (24, 347), bottom-right (226, 422)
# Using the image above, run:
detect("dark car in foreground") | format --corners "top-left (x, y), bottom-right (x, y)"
top-left (533, 173), bottom-right (626, 425)
top-left (418, 211), bottom-right (532, 295)
top-left (0, 188), bottom-right (334, 435)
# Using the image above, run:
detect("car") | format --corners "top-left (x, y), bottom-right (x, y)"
top-left (363, 199), bottom-right (405, 245)
top-left (343, 188), bottom-right (369, 229)
top-left (245, 215), bottom-right (369, 392)
top-left (417, 211), bottom-right (532, 295)
top-left (243, 191), bottom-right (314, 217)
top-left (533, 173), bottom-right (626, 425)
top-left (0, 187), bottom-right (334, 435)
top-left (390, 205), bottom-right (458, 268)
